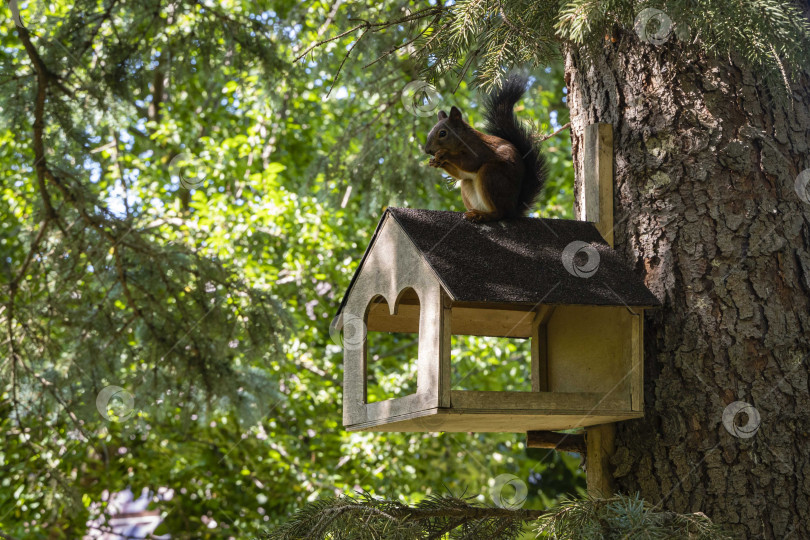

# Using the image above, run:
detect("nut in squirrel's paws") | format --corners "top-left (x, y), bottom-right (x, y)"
top-left (428, 150), bottom-right (448, 168)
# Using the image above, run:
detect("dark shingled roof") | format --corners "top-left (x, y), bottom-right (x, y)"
top-left (338, 208), bottom-right (660, 313)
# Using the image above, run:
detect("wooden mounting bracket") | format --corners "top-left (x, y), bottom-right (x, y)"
top-left (583, 123), bottom-right (615, 247)
top-left (581, 122), bottom-right (617, 497)
top-left (524, 123), bottom-right (618, 496)
top-left (526, 430), bottom-right (586, 454)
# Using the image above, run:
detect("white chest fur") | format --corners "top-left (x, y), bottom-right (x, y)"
top-left (460, 177), bottom-right (491, 212)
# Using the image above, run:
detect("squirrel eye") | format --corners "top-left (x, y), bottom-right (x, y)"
top-left (439, 130), bottom-right (447, 137)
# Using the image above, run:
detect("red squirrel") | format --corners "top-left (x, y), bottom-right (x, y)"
top-left (424, 74), bottom-right (547, 222)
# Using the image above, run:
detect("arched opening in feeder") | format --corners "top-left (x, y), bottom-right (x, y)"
top-left (363, 288), bottom-right (421, 402)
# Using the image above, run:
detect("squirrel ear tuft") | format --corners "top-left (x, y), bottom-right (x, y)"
top-left (437, 110), bottom-right (448, 120)
top-left (449, 106), bottom-right (462, 120)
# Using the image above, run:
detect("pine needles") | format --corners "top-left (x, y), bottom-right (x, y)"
top-left (264, 492), bottom-right (541, 540)
top-left (535, 494), bottom-right (733, 539)
top-left (320, 0), bottom-right (810, 90)
top-left (266, 493), bottom-right (731, 539)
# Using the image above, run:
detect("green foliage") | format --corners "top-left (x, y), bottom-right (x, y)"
top-left (265, 492), bottom-right (536, 540)
top-left (9, 0), bottom-right (802, 537)
top-left (535, 493), bottom-right (733, 539)
top-left (0, 0), bottom-right (579, 537)
top-left (396, 0), bottom-right (810, 88)
top-left (266, 492), bottom-right (730, 539)
top-left (417, 0), bottom-right (562, 89)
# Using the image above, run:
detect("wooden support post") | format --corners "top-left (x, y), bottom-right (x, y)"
top-left (582, 122), bottom-right (616, 497)
top-left (585, 424), bottom-right (616, 497)
top-left (438, 290), bottom-right (452, 408)
top-left (530, 305), bottom-right (553, 392)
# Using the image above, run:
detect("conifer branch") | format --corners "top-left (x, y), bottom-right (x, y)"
top-left (269, 493), bottom-right (732, 540)
top-left (301, 0), bottom-right (810, 91)
top-left (266, 493), bottom-right (541, 540)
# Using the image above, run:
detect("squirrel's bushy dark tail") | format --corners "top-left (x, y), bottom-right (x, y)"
top-left (482, 74), bottom-right (547, 216)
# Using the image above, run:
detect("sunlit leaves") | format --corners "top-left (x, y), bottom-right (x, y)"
top-left (0, 0), bottom-right (583, 537)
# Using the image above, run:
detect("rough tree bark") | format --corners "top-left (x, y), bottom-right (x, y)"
top-left (564, 24), bottom-right (810, 539)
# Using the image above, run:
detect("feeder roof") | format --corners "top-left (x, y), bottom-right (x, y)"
top-left (338, 207), bottom-right (660, 313)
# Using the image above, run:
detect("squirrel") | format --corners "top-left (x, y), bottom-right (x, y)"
top-left (424, 74), bottom-right (547, 222)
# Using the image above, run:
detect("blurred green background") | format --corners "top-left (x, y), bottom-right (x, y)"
top-left (0, 1), bottom-right (581, 537)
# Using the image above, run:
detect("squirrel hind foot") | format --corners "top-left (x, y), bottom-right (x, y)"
top-left (463, 210), bottom-right (501, 223)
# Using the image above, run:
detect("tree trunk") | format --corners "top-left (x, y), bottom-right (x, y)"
top-left (564, 25), bottom-right (810, 539)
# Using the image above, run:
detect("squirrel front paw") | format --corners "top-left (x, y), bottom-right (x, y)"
top-left (428, 150), bottom-right (448, 168)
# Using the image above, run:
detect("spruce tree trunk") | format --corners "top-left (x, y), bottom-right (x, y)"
top-left (564, 27), bottom-right (810, 539)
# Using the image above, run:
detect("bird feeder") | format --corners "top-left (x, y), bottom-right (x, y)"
top-left (335, 206), bottom-right (659, 433)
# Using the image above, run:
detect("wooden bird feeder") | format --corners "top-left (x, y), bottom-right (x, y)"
top-left (335, 206), bottom-right (659, 433)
